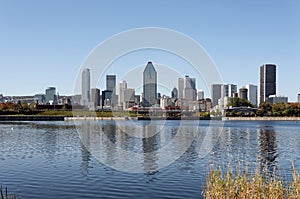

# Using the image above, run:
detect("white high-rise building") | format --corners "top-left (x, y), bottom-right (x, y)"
top-left (81, 68), bottom-right (90, 106)
top-left (178, 75), bottom-right (196, 101)
top-left (245, 84), bottom-right (258, 107)
top-left (118, 80), bottom-right (127, 107)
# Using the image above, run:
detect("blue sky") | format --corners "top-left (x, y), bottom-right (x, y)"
top-left (0, 1), bottom-right (299, 101)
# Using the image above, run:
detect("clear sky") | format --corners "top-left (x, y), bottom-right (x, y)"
top-left (0, 1), bottom-right (299, 101)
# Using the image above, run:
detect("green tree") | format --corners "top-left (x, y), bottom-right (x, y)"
top-left (228, 97), bottom-right (254, 108)
top-left (258, 102), bottom-right (273, 116)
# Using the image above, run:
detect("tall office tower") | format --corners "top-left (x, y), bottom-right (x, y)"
top-left (178, 75), bottom-right (196, 101)
top-left (90, 88), bottom-right (100, 107)
top-left (245, 84), bottom-right (258, 107)
top-left (81, 68), bottom-right (90, 106)
top-left (171, 87), bottom-right (178, 99)
top-left (239, 87), bottom-right (248, 100)
top-left (228, 84), bottom-right (237, 97)
top-left (178, 78), bottom-right (184, 99)
top-left (45, 87), bottom-right (57, 104)
top-left (221, 84), bottom-right (237, 98)
top-left (260, 64), bottom-right (276, 103)
top-left (197, 90), bottom-right (204, 100)
top-left (298, 94), bottom-right (300, 103)
top-left (118, 80), bottom-right (127, 106)
top-left (183, 75), bottom-right (196, 101)
top-left (106, 75), bottom-right (116, 92)
top-left (106, 75), bottom-right (116, 108)
top-left (143, 61), bottom-right (157, 106)
top-left (211, 84), bottom-right (222, 107)
top-left (221, 84), bottom-right (228, 98)
top-left (123, 88), bottom-right (135, 109)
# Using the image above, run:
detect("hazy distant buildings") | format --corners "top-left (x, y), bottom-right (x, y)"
top-left (143, 61), bottom-right (157, 106)
top-left (245, 84), bottom-right (258, 107)
top-left (45, 87), bottom-right (57, 105)
top-left (260, 64), bottom-right (276, 104)
top-left (81, 68), bottom-right (90, 106)
top-left (34, 94), bottom-right (45, 104)
top-left (90, 88), bottom-right (100, 108)
top-left (298, 94), bottom-right (300, 103)
top-left (178, 75), bottom-right (197, 101)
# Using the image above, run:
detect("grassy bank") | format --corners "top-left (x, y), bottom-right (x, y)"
top-left (204, 165), bottom-right (300, 198)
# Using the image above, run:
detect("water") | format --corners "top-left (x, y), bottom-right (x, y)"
top-left (0, 120), bottom-right (300, 198)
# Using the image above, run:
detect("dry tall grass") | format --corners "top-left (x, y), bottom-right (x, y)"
top-left (204, 164), bottom-right (300, 199)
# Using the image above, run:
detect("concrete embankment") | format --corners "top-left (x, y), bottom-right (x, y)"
top-left (0, 115), bottom-right (65, 121)
top-left (65, 117), bottom-right (138, 121)
top-left (223, 117), bottom-right (300, 121)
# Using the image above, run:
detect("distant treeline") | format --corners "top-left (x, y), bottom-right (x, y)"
top-left (226, 97), bottom-right (300, 117)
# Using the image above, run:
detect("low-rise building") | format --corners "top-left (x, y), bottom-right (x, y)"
top-left (268, 95), bottom-right (288, 104)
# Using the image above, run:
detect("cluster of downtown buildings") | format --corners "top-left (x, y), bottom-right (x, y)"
top-left (0, 62), bottom-right (298, 113)
top-left (75, 62), bottom-right (291, 113)
top-left (77, 61), bottom-right (212, 112)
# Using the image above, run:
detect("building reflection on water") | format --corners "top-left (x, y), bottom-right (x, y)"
top-left (77, 121), bottom-right (199, 173)
top-left (259, 125), bottom-right (277, 175)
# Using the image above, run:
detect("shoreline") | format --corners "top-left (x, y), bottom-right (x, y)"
top-left (1, 115), bottom-right (300, 121)
top-left (223, 116), bottom-right (300, 121)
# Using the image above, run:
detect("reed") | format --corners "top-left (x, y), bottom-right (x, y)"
top-left (204, 164), bottom-right (300, 198)
top-left (0, 186), bottom-right (16, 199)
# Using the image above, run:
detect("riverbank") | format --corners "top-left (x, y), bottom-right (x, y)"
top-left (0, 115), bottom-right (65, 121)
top-left (223, 116), bottom-right (300, 121)
top-left (1, 115), bottom-right (300, 122)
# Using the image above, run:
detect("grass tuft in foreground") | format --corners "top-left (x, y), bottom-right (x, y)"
top-left (204, 164), bottom-right (300, 199)
top-left (0, 185), bottom-right (16, 199)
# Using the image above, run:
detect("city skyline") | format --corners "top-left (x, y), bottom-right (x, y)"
top-left (0, 2), bottom-right (299, 101)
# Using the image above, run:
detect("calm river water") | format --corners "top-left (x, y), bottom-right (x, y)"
top-left (1, 120), bottom-right (300, 198)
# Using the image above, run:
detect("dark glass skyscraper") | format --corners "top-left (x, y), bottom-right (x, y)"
top-left (260, 64), bottom-right (276, 104)
top-left (143, 61), bottom-right (157, 106)
top-left (106, 75), bottom-right (116, 92)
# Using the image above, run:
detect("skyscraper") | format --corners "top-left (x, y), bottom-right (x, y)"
top-left (143, 61), bottom-right (157, 106)
top-left (221, 84), bottom-right (237, 98)
top-left (298, 94), bottom-right (300, 103)
top-left (178, 75), bottom-right (196, 101)
top-left (90, 88), bottom-right (100, 107)
top-left (105, 75), bottom-right (116, 108)
top-left (211, 84), bottom-right (222, 107)
top-left (106, 75), bottom-right (116, 92)
top-left (118, 80), bottom-right (127, 107)
top-left (245, 84), bottom-right (258, 107)
top-left (260, 64), bottom-right (276, 104)
top-left (81, 68), bottom-right (90, 106)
